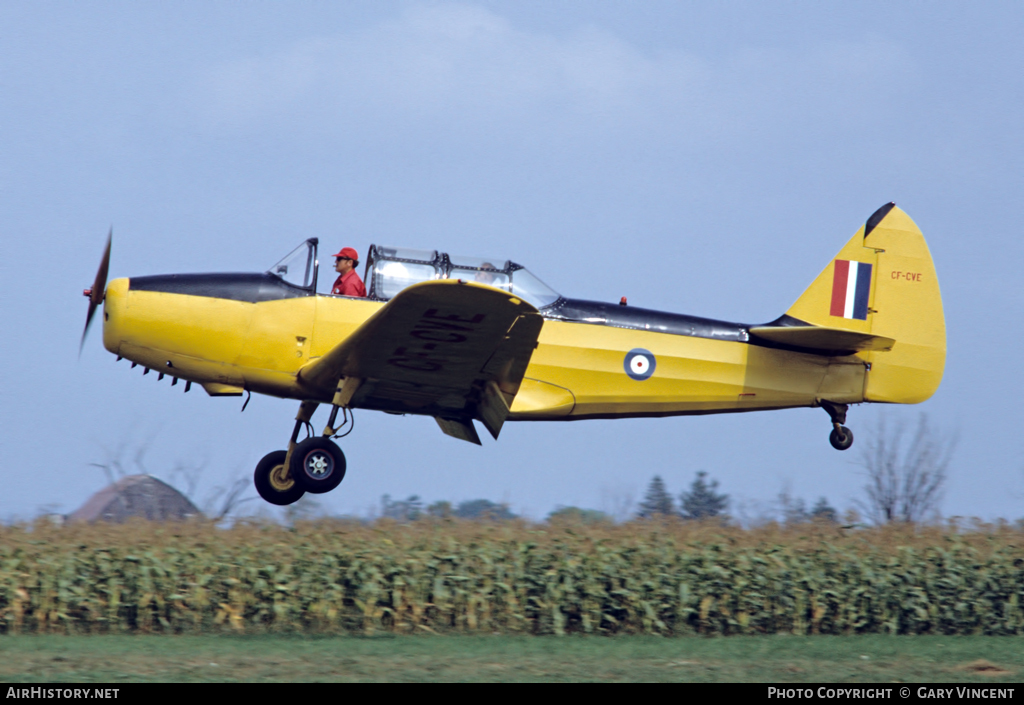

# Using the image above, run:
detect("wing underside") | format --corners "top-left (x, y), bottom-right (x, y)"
top-left (299, 280), bottom-right (543, 442)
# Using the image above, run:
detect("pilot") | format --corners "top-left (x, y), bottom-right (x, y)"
top-left (331, 247), bottom-right (367, 297)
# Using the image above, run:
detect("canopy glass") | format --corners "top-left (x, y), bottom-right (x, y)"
top-left (363, 245), bottom-right (561, 309)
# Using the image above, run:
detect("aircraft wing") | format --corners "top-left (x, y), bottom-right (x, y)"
top-left (748, 325), bottom-right (895, 355)
top-left (299, 280), bottom-right (543, 443)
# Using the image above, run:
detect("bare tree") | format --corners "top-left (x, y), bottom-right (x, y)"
top-left (856, 413), bottom-right (955, 524)
top-left (90, 435), bottom-right (158, 485)
top-left (168, 459), bottom-right (205, 500)
top-left (285, 494), bottom-right (326, 524)
top-left (202, 474), bottom-right (255, 522)
top-left (775, 482), bottom-right (808, 525)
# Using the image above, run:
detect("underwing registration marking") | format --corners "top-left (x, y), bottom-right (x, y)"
top-left (387, 308), bottom-right (487, 372)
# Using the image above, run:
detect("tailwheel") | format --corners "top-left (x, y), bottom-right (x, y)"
top-left (254, 450), bottom-right (305, 505)
top-left (290, 437), bottom-right (346, 494)
top-left (829, 425), bottom-right (854, 451)
top-left (820, 400), bottom-right (854, 451)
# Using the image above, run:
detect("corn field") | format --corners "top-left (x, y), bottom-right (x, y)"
top-left (1, 519), bottom-right (1022, 636)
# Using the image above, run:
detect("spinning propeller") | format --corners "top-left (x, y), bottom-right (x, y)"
top-left (80, 229), bottom-right (112, 355)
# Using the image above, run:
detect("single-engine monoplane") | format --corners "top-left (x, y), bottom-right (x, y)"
top-left (82, 203), bottom-right (945, 505)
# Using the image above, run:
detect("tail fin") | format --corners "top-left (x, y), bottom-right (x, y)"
top-left (784, 203), bottom-right (946, 404)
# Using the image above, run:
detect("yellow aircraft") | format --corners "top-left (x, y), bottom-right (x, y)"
top-left (82, 203), bottom-right (945, 506)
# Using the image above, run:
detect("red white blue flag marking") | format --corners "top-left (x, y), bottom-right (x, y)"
top-left (830, 260), bottom-right (872, 320)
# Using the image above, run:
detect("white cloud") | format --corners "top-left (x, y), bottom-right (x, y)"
top-left (193, 3), bottom-right (913, 148)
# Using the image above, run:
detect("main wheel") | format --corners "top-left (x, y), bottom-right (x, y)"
top-left (290, 437), bottom-right (347, 494)
top-left (829, 426), bottom-right (854, 451)
top-left (254, 450), bottom-right (306, 506)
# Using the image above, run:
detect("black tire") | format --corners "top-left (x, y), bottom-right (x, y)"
top-left (290, 437), bottom-right (346, 494)
top-left (254, 450), bottom-right (306, 506)
top-left (829, 426), bottom-right (854, 451)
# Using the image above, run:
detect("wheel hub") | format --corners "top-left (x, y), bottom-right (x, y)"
top-left (268, 464), bottom-right (294, 491)
top-left (305, 451), bottom-right (333, 478)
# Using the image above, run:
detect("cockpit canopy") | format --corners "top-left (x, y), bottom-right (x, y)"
top-left (365, 245), bottom-right (561, 309)
top-left (264, 239), bottom-right (561, 309)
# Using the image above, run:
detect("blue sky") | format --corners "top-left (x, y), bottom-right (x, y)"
top-left (2, 1), bottom-right (1022, 521)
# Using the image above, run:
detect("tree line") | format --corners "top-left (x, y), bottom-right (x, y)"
top-left (384, 411), bottom-right (954, 526)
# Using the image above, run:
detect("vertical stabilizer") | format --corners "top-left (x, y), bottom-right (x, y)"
top-left (784, 204), bottom-right (946, 404)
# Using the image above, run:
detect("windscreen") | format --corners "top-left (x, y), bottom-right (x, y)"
top-left (510, 268), bottom-right (560, 309)
top-left (267, 241), bottom-right (316, 289)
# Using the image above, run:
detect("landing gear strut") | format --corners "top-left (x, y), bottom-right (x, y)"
top-left (252, 398), bottom-right (350, 505)
top-left (820, 400), bottom-right (854, 451)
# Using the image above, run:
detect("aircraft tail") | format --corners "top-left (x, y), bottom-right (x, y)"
top-left (783, 203), bottom-right (946, 404)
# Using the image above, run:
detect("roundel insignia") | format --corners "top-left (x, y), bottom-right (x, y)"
top-left (624, 348), bottom-right (656, 381)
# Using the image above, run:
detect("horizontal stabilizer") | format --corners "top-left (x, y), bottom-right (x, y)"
top-left (748, 326), bottom-right (895, 354)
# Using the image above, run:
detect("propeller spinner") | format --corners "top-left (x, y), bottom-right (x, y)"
top-left (80, 229), bottom-right (112, 354)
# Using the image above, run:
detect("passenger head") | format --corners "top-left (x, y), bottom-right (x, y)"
top-left (476, 262), bottom-right (497, 284)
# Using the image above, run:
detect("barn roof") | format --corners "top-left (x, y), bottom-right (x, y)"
top-left (69, 474), bottom-right (203, 523)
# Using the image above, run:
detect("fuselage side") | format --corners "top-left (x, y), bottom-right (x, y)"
top-left (102, 275), bottom-right (868, 419)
